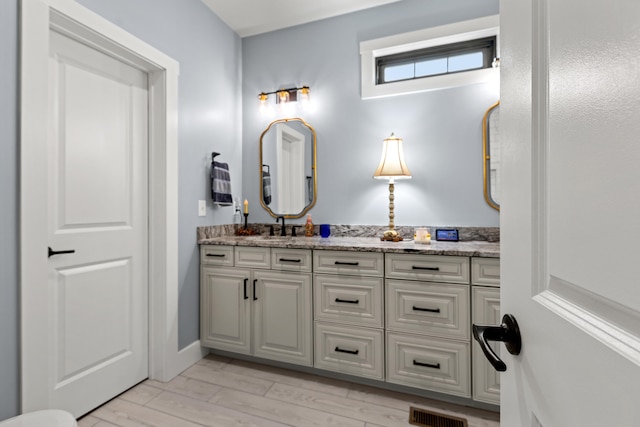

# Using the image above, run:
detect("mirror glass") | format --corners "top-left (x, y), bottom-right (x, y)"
top-left (483, 101), bottom-right (500, 210)
top-left (259, 118), bottom-right (317, 218)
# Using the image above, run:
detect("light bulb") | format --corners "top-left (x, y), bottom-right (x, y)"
top-left (278, 90), bottom-right (290, 103)
top-left (258, 93), bottom-right (268, 115)
top-left (299, 86), bottom-right (310, 109)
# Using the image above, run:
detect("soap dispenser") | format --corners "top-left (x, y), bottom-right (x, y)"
top-left (304, 214), bottom-right (314, 237)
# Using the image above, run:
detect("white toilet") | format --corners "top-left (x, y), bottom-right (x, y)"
top-left (0, 410), bottom-right (77, 427)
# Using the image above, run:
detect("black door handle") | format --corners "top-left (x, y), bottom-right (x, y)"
top-left (472, 313), bottom-right (522, 372)
top-left (48, 247), bottom-right (76, 258)
top-left (243, 278), bottom-right (248, 300)
top-left (253, 279), bottom-right (258, 301)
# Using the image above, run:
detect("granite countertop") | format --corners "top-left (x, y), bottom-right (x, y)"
top-left (198, 235), bottom-right (500, 258)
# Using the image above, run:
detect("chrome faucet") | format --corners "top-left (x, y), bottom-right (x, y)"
top-left (276, 216), bottom-right (286, 236)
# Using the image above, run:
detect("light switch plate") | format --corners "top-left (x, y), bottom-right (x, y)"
top-left (198, 200), bottom-right (206, 216)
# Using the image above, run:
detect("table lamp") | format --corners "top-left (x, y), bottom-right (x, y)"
top-left (373, 133), bottom-right (412, 241)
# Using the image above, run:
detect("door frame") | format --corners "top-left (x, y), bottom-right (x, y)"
top-left (19, 0), bottom-right (195, 412)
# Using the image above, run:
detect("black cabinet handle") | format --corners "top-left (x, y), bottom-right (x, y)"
top-left (243, 278), bottom-right (248, 300)
top-left (206, 253), bottom-right (226, 257)
top-left (279, 258), bottom-right (301, 263)
top-left (413, 360), bottom-right (440, 369)
top-left (472, 313), bottom-right (522, 372)
top-left (253, 279), bottom-right (258, 301)
top-left (412, 266), bottom-right (440, 271)
top-left (412, 306), bottom-right (440, 313)
top-left (335, 261), bottom-right (359, 266)
top-left (335, 298), bottom-right (359, 304)
top-left (48, 247), bottom-right (75, 258)
top-left (335, 347), bottom-right (359, 355)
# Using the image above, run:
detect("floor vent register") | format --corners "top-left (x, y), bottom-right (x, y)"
top-left (409, 406), bottom-right (468, 427)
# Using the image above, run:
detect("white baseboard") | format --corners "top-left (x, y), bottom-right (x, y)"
top-left (174, 341), bottom-right (209, 376)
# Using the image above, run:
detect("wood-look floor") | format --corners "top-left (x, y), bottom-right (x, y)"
top-left (78, 354), bottom-right (500, 427)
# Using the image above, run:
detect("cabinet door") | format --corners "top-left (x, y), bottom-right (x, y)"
top-left (200, 266), bottom-right (251, 355)
top-left (472, 286), bottom-right (501, 405)
top-left (253, 270), bottom-right (312, 366)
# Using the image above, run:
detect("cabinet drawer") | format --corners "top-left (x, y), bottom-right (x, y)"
top-left (313, 250), bottom-right (384, 277)
top-left (315, 322), bottom-right (384, 380)
top-left (271, 248), bottom-right (312, 272)
top-left (386, 279), bottom-right (470, 339)
top-left (386, 332), bottom-right (470, 397)
top-left (235, 246), bottom-right (271, 269)
top-left (471, 257), bottom-right (500, 287)
top-left (200, 245), bottom-right (234, 266)
top-left (385, 254), bottom-right (470, 284)
top-left (314, 274), bottom-right (383, 327)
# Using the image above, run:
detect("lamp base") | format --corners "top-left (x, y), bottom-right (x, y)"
top-left (380, 229), bottom-right (403, 242)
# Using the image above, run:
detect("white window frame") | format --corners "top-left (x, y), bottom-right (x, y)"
top-left (360, 15), bottom-right (500, 99)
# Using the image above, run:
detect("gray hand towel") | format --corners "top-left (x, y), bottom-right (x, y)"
top-left (262, 170), bottom-right (272, 206)
top-left (211, 161), bottom-right (233, 206)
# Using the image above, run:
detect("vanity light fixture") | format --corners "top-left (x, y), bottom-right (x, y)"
top-left (373, 133), bottom-right (412, 241)
top-left (257, 86), bottom-right (310, 114)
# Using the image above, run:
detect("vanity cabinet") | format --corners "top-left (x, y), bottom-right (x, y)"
top-left (200, 241), bottom-right (501, 407)
top-left (200, 246), bottom-right (313, 367)
top-left (385, 253), bottom-right (472, 397)
top-left (313, 250), bottom-right (385, 380)
top-left (471, 257), bottom-right (501, 405)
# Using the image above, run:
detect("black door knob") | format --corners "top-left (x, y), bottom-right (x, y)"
top-left (472, 313), bottom-right (522, 372)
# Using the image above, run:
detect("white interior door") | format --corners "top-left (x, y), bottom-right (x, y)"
top-left (44, 28), bottom-right (149, 417)
top-left (498, 0), bottom-right (640, 425)
top-left (276, 123), bottom-right (305, 214)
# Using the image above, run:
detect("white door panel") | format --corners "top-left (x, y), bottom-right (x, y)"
top-left (499, 0), bottom-right (640, 425)
top-left (45, 28), bottom-right (149, 417)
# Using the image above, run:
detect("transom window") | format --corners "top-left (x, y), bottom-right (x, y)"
top-left (360, 15), bottom-right (500, 99)
top-left (377, 37), bottom-right (497, 84)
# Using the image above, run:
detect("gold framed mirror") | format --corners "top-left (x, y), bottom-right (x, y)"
top-left (259, 117), bottom-right (317, 218)
top-left (483, 101), bottom-right (500, 211)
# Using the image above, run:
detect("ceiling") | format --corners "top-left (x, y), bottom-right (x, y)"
top-left (201, 0), bottom-right (404, 38)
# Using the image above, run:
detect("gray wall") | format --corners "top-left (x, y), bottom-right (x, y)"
top-left (242, 0), bottom-right (500, 228)
top-left (0, 0), bottom-right (19, 420)
top-left (0, 0), bottom-right (240, 418)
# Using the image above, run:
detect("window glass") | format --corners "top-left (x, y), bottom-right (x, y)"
top-left (448, 51), bottom-right (484, 72)
top-left (384, 63), bottom-right (414, 82)
top-left (415, 57), bottom-right (448, 77)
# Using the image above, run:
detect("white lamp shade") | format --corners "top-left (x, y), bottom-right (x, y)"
top-left (373, 134), bottom-right (412, 180)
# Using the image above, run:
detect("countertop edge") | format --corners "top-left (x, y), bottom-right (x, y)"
top-left (197, 237), bottom-right (500, 258)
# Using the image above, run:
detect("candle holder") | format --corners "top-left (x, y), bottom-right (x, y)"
top-left (235, 212), bottom-right (256, 236)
